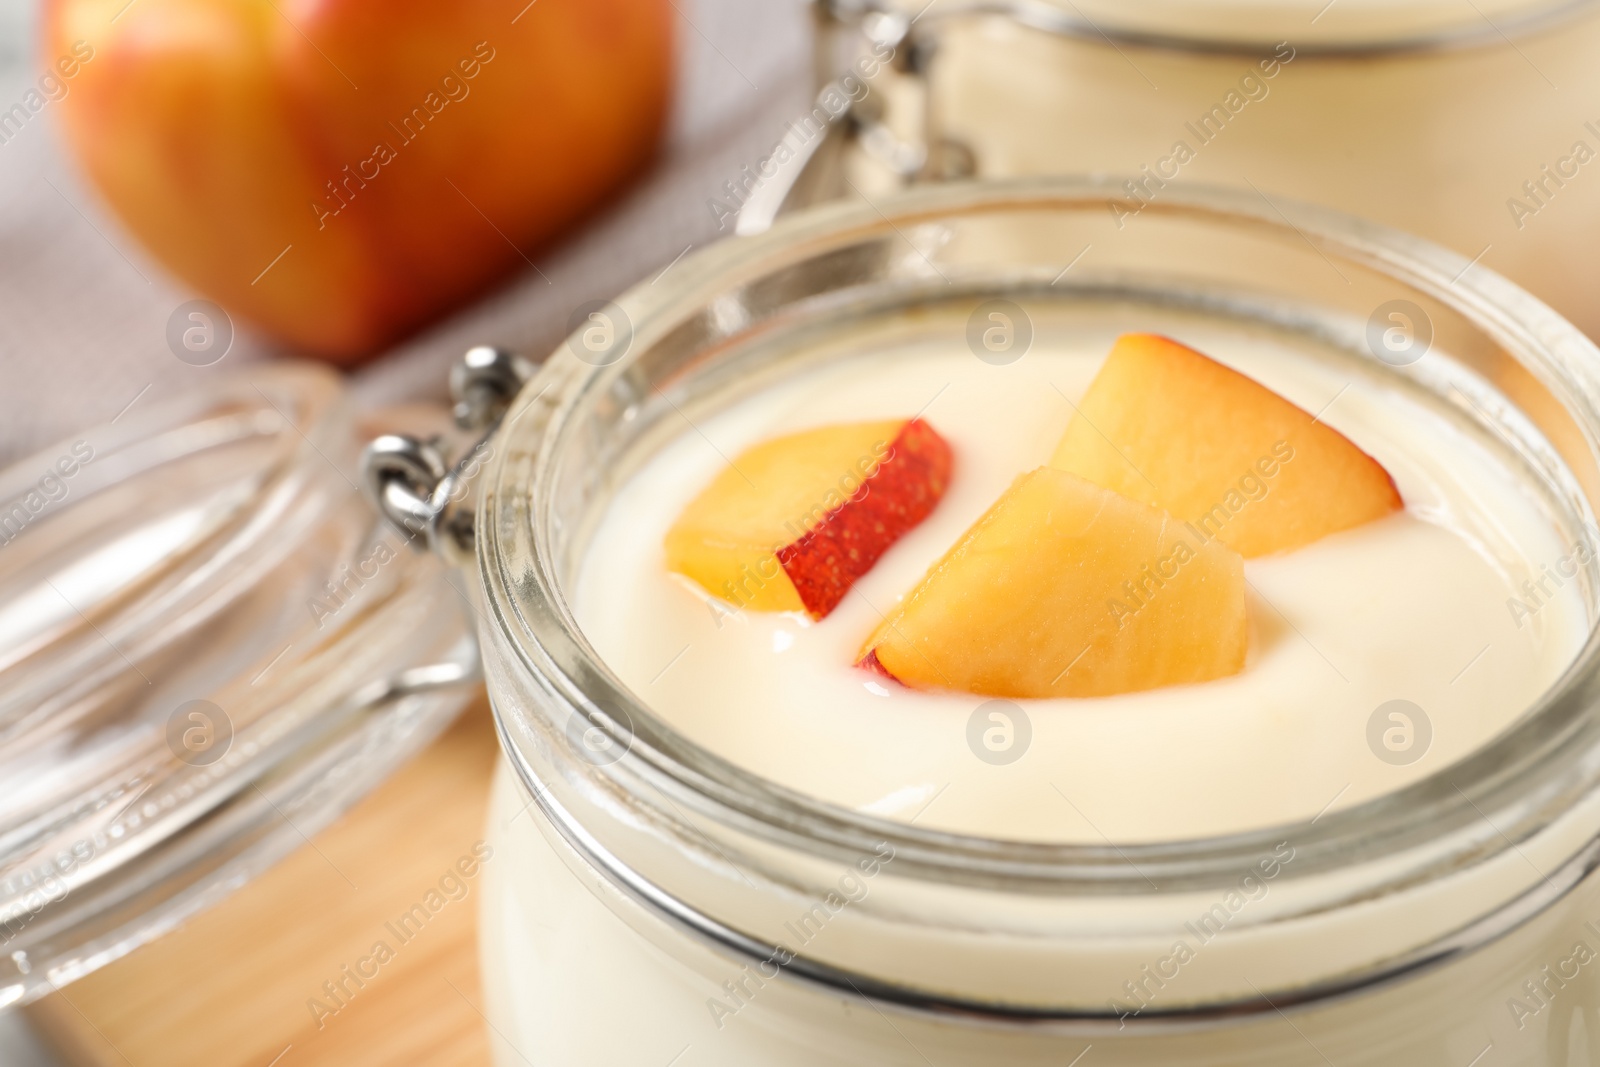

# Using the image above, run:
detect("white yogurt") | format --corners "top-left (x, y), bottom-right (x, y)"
top-left (571, 319), bottom-right (1586, 844)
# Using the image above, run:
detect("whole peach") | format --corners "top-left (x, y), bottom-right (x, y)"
top-left (45, 0), bottom-right (673, 361)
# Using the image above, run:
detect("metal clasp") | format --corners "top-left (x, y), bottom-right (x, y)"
top-left (360, 346), bottom-right (535, 567)
top-left (737, 0), bottom-right (980, 235)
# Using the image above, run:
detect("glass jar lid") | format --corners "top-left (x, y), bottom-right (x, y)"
top-left (0, 362), bottom-right (478, 1007)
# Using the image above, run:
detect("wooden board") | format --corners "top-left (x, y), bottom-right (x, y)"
top-left (27, 694), bottom-right (501, 1067)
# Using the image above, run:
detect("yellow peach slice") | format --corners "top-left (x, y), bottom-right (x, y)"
top-left (1050, 333), bottom-right (1402, 557)
top-left (859, 467), bottom-right (1247, 698)
top-left (666, 419), bottom-right (952, 618)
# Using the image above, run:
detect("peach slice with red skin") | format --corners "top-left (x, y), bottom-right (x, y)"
top-left (1050, 333), bottom-right (1402, 557)
top-left (858, 468), bottom-right (1247, 699)
top-left (665, 418), bottom-right (952, 619)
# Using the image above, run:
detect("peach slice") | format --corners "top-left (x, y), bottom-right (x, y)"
top-left (859, 468), bottom-right (1247, 699)
top-left (666, 418), bottom-right (952, 619)
top-left (1050, 333), bottom-right (1402, 557)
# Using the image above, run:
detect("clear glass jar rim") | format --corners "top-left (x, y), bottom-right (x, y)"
top-left (888, 0), bottom-right (1600, 53)
top-left (482, 176), bottom-right (1600, 895)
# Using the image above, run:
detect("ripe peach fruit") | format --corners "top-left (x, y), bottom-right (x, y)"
top-left (859, 467), bottom-right (1247, 699)
top-left (44, 0), bottom-right (672, 362)
top-left (1051, 334), bottom-right (1402, 556)
top-left (666, 419), bottom-right (952, 619)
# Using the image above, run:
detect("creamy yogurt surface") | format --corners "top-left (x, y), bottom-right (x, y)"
top-left (573, 314), bottom-right (1586, 844)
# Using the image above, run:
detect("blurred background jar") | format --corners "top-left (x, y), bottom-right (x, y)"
top-left (809, 0), bottom-right (1600, 338)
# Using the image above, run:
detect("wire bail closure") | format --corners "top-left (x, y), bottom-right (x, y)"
top-left (735, 1), bottom-right (982, 236)
top-left (361, 345), bottom-right (535, 567)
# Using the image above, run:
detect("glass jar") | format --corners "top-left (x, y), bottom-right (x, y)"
top-left (797, 0), bottom-right (1600, 341)
top-left (471, 176), bottom-right (1600, 1064)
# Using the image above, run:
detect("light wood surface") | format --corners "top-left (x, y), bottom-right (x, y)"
top-left (27, 695), bottom-right (502, 1067)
